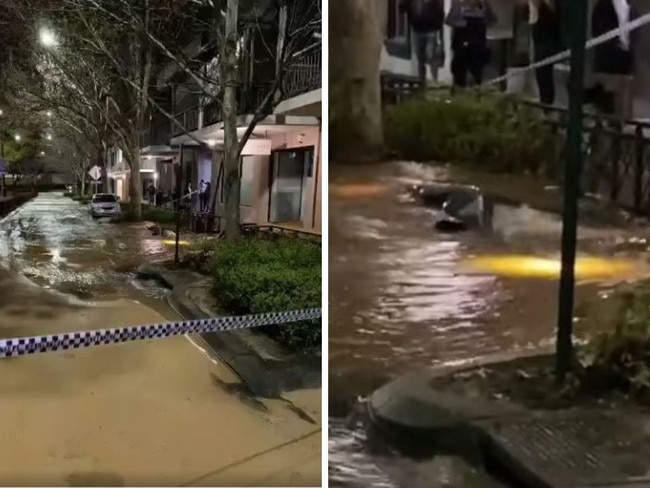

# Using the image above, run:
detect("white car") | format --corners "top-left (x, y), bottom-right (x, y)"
top-left (89, 193), bottom-right (121, 218)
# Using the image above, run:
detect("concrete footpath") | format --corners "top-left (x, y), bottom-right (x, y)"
top-left (0, 291), bottom-right (321, 486)
top-left (137, 263), bottom-right (322, 399)
top-left (368, 353), bottom-right (650, 488)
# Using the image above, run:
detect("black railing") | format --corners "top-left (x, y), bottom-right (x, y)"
top-left (172, 105), bottom-right (200, 137)
top-left (141, 113), bottom-right (172, 147)
top-left (201, 84), bottom-right (274, 128)
top-left (203, 100), bottom-right (221, 127)
top-left (379, 75), bottom-right (650, 217)
top-left (521, 101), bottom-right (650, 215)
top-left (283, 42), bottom-right (321, 99)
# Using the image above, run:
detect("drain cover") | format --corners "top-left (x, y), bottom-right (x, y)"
top-left (476, 410), bottom-right (650, 487)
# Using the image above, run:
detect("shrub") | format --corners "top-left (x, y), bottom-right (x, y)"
top-left (211, 238), bottom-right (321, 352)
top-left (578, 286), bottom-right (650, 399)
top-left (384, 91), bottom-right (556, 174)
top-left (121, 205), bottom-right (176, 224)
top-left (71, 194), bottom-right (90, 204)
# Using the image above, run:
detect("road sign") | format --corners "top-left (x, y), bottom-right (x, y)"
top-left (88, 165), bottom-right (101, 181)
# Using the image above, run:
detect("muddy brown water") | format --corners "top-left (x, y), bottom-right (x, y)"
top-left (329, 161), bottom-right (650, 487)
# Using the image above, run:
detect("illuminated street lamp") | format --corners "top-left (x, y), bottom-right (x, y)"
top-left (14, 134), bottom-right (21, 142)
top-left (46, 134), bottom-right (52, 141)
top-left (46, 111), bottom-right (52, 117)
top-left (40, 151), bottom-right (45, 156)
top-left (39, 28), bottom-right (58, 48)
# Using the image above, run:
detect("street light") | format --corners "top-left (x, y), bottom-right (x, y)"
top-left (46, 134), bottom-right (52, 141)
top-left (14, 135), bottom-right (20, 142)
top-left (40, 151), bottom-right (45, 156)
top-left (46, 111), bottom-right (52, 117)
top-left (39, 28), bottom-right (58, 48)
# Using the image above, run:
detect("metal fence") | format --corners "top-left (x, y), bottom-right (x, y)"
top-left (379, 75), bottom-right (650, 217)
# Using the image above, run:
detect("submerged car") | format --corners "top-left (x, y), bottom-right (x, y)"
top-left (89, 193), bottom-right (121, 218)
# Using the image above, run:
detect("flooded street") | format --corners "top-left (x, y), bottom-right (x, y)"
top-left (329, 162), bottom-right (650, 487)
top-left (0, 192), bottom-right (321, 486)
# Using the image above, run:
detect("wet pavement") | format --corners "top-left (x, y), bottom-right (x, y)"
top-left (329, 161), bottom-right (650, 487)
top-left (0, 191), bottom-right (173, 302)
top-left (0, 191), bottom-right (321, 486)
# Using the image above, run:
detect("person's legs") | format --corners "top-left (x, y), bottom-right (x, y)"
top-left (452, 47), bottom-right (468, 88)
top-left (425, 33), bottom-right (439, 83)
top-left (414, 32), bottom-right (428, 85)
top-left (468, 45), bottom-right (487, 86)
top-left (534, 43), bottom-right (556, 105)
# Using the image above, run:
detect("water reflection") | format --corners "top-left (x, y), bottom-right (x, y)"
top-left (329, 161), bottom-right (650, 487)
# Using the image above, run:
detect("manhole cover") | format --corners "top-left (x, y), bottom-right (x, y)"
top-left (476, 410), bottom-right (650, 487)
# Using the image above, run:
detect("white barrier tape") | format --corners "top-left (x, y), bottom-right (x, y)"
top-left (485, 12), bottom-right (650, 87)
top-left (0, 308), bottom-right (321, 358)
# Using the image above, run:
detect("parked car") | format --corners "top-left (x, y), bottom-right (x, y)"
top-left (89, 193), bottom-right (121, 218)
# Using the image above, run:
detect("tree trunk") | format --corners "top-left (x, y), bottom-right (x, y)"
top-left (330, 0), bottom-right (384, 162)
top-left (99, 145), bottom-right (108, 193)
top-left (222, 0), bottom-right (241, 239)
top-left (126, 140), bottom-right (142, 219)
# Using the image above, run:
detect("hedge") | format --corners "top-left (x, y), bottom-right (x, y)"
top-left (210, 238), bottom-right (321, 352)
top-left (384, 91), bottom-right (556, 174)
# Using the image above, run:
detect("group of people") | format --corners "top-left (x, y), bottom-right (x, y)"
top-left (401, 0), bottom-right (637, 109)
top-left (399, 0), bottom-right (497, 88)
top-left (146, 179), bottom-right (212, 213)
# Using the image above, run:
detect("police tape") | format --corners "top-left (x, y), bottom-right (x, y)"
top-left (463, 12), bottom-right (650, 89)
top-left (0, 308), bottom-right (321, 359)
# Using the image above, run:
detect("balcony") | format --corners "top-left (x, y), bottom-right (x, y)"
top-left (140, 113), bottom-right (172, 147)
top-left (172, 105), bottom-right (200, 137)
top-left (283, 42), bottom-right (321, 99)
top-left (177, 84), bottom-right (275, 132)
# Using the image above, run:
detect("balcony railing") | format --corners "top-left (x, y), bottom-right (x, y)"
top-left (193, 85), bottom-right (274, 129)
top-left (140, 113), bottom-right (172, 147)
top-left (283, 42), bottom-right (321, 99)
top-left (172, 105), bottom-right (200, 137)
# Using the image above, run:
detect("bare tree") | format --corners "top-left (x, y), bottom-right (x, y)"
top-left (3, 0), bottom-right (320, 230)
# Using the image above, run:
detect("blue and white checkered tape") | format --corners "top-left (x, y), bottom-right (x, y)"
top-left (0, 308), bottom-right (321, 358)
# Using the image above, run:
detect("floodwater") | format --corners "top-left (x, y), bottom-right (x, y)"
top-left (329, 161), bottom-right (650, 487)
top-left (0, 192), bottom-right (321, 486)
top-left (0, 191), bottom-right (174, 302)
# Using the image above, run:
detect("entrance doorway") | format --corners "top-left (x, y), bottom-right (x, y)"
top-left (269, 147), bottom-right (313, 225)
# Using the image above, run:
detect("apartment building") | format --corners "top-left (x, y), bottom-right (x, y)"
top-left (108, 2), bottom-right (322, 233)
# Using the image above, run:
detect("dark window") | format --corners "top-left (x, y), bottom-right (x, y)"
top-left (387, 0), bottom-right (408, 39)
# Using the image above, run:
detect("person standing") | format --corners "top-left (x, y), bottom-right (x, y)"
top-left (204, 181), bottom-right (212, 214)
top-left (400, 0), bottom-right (446, 84)
top-left (199, 179), bottom-right (207, 212)
top-left (528, 0), bottom-right (561, 105)
top-left (446, 0), bottom-right (497, 88)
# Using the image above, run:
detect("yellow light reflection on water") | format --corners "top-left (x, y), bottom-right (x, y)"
top-left (331, 183), bottom-right (388, 199)
top-left (462, 255), bottom-right (639, 279)
top-left (161, 239), bottom-right (191, 246)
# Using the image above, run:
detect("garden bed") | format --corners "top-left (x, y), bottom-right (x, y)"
top-left (181, 236), bottom-right (321, 352)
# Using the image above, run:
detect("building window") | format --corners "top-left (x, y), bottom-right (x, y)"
top-left (387, 0), bottom-right (408, 40)
top-left (218, 157), bottom-right (254, 207)
top-left (240, 156), bottom-right (255, 207)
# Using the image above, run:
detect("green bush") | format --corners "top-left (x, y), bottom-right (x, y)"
top-left (121, 204), bottom-right (176, 224)
top-left (384, 91), bottom-right (556, 174)
top-left (578, 287), bottom-right (650, 398)
top-left (211, 238), bottom-right (321, 352)
top-left (71, 194), bottom-right (90, 204)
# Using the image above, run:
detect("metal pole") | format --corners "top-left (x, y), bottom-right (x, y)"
top-left (0, 135), bottom-right (5, 198)
top-left (556, 0), bottom-right (588, 382)
top-left (174, 143), bottom-right (184, 264)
